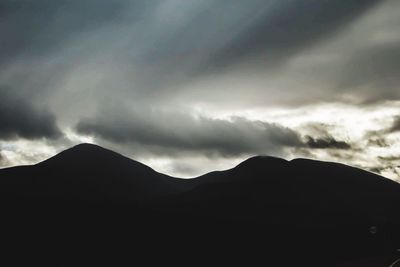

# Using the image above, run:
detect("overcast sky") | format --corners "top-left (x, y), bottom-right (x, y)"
top-left (1, 0), bottom-right (399, 180)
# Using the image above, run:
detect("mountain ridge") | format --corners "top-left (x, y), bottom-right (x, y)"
top-left (17, 142), bottom-right (396, 183)
top-left (0, 143), bottom-right (400, 266)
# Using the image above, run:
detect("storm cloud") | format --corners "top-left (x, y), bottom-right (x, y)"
top-left (0, 88), bottom-right (61, 140)
top-left (76, 109), bottom-right (303, 157)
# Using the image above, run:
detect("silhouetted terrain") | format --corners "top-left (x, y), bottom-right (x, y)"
top-left (0, 143), bottom-right (399, 266)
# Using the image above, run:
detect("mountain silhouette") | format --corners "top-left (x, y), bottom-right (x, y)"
top-left (0, 144), bottom-right (192, 203)
top-left (0, 143), bottom-right (399, 266)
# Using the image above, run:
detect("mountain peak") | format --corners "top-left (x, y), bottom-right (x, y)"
top-left (68, 143), bottom-right (109, 152)
top-left (234, 155), bottom-right (288, 170)
top-left (55, 143), bottom-right (119, 159)
top-left (37, 143), bottom-right (134, 168)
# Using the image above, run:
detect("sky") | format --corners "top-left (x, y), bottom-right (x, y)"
top-left (0, 0), bottom-right (399, 180)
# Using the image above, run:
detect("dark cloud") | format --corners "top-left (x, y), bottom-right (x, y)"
top-left (304, 136), bottom-right (352, 150)
top-left (338, 41), bottom-right (400, 103)
top-left (205, 0), bottom-right (381, 71)
top-left (298, 123), bottom-right (352, 150)
top-left (0, 88), bottom-right (61, 140)
top-left (0, 0), bottom-right (397, 114)
top-left (0, 0), bottom-right (138, 65)
top-left (76, 109), bottom-right (303, 157)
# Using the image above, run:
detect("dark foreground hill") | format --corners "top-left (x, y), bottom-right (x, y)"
top-left (0, 143), bottom-right (399, 266)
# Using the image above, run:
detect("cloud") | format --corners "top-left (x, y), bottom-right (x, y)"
top-left (0, 150), bottom-right (7, 167)
top-left (304, 136), bottom-right (351, 150)
top-left (363, 114), bottom-right (400, 139)
top-left (337, 40), bottom-right (400, 103)
top-left (166, 161), bottom-right (201, 177)
top-left (297, 123), bottom-right (352, 150)
top-left (0, 0), bottom-right (392, 112)
top-left (0, 88), bottom-right (61, 140)
top-left (378, 155), bottom-right (400, 162)
top-left (367, 136), bottom-right (389, 148)
top-left (388, 116), bottom-right (400, 133)
top-left (205, 0), bottom-right (381, 71)
top-left (371, 155), bottom-right (400, 177)
top-left (0, 0), bottom-right (132, 65)
top-left (76, 108), bottom-right (303, 157)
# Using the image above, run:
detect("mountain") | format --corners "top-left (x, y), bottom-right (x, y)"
top-left (0, 143), bottom-right (187, 202)
top-left (0, 143), bottom-right (399, 266)
top-left (171, 156), bottom-right (400, 225)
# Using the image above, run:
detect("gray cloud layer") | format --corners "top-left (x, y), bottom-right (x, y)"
top-left (205, 0), bottom-right (381, 70)
top-left (76, 109), bottom-right (303, 157)
top-left (1, 0), bottom-right (396, 108)
top-left (0, 88), bottom-right (61, 140)
top-left (76, 106), bottom-right (359, 159)
top-left (0, 0), bottom-right (131, 65)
